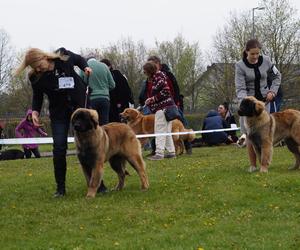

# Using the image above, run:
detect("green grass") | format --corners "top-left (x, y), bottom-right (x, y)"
top-left (1, 145), bottom-right (300, 249)
top-left (3, 143), bottom-right (76, 153)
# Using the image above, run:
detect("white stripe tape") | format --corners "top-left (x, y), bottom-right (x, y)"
top-left (0, 127), bottom-right (239, 145)
top-left (136, 127), bottom-right (240, 138)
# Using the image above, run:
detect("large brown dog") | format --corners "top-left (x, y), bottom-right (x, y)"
top-left (71, 108), bottom-right (149, 198)
top-left (120, 108), bottom-right (195, 155)
top-left (238, 96), bottom-right (300, 172)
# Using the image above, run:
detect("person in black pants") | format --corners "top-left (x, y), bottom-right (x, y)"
top-left (101, 59), bottom-right (135, 122)
top-left (15, 47), bottom-right (107, 197)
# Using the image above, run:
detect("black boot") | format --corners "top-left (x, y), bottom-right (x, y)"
top-left (53, 155), bottom-right (66, 197)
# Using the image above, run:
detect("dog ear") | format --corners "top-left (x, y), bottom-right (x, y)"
top-left (255, 100), bottom-right (265, 115)
top-left (71, 108), bottom-right (80, 124)
top-left (132, 110), bottom-right (139, 119)
top-left (89, 109), bottom-right (99, 129)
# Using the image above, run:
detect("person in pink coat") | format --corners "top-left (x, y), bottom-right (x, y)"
top-left (15, 109), bottom-right (48, 158)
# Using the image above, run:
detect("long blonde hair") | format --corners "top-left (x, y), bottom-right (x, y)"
top-left (15, 48), bottom-right (69, 76)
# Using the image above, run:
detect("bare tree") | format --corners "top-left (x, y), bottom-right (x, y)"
top-left (258, 0), bottom-right (300, 106)
top-left (154, 35), bottom-right (205, 112)
top-left (101, 38), bottom-right (148, 104)
top-left (0, 29), bottom-right (15, 92)
top-left (208, 0), bottom-right (300, 108)
top-left (81, 38), bottom-right (148, 105)
top-left (0, 51), bottom-right (32, 116)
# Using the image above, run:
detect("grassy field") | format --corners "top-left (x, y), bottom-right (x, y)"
top-left (1, 145), bottom-right (300, 249)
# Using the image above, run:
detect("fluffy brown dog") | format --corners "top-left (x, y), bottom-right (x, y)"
top-left (238, 96), bottom-right (300, 172)
top-left (71, 108), bottom-right (149, 198)
top-left (120, 108), bottom-right (195, 155)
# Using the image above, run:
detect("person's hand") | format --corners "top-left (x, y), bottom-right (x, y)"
top-left (32, 111), bottom-right (43, 127)
top-left (145, 98), bottom-right (153, 106)
top-left (266, 91), bottom-right (275, 102)
top-left (84, 67), bottom-right (92, 75)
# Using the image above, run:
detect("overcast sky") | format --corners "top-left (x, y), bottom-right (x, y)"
top-left (1, 0), bottom-right (300, 54)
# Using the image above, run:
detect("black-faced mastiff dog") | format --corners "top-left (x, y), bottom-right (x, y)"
top-left (71, 108), bottom-right (149, 198)
top-left (238, 96), bottom-right (300, 172)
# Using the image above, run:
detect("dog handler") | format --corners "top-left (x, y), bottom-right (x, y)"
top-left (235, 39), bottom-right (281, 172)
top-left (15, 47), bottom-right (92, 197)
top-left (143, 61), bottom-right (177, 160)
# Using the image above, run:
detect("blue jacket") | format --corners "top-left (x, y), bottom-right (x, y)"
top-left (202, 110), bottom-right (228, 145)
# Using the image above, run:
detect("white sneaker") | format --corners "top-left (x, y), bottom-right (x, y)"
top-left (237, 134), bottom-right (247, 148)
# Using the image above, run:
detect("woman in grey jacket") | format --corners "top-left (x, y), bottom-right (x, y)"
top-left (235, 39), bottom-right (281, 172)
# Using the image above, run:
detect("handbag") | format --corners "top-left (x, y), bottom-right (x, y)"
top-left (164, 105), bottom-right (181, 122)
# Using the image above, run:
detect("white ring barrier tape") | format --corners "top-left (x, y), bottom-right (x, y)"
top-left (0, 127), bottom-right (239, 145)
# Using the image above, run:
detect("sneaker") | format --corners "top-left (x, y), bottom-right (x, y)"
top-left (164, 152), bottom-right (176, 159)
top-left (147, 154), bottom-right (164, 161)
top-left (237, 134), bottom-right (247, 148)
top-left (53, 190), bottom-right (65, 198)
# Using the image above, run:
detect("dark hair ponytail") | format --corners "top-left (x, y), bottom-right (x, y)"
top-left (222, 102), bottom-right (229, 111)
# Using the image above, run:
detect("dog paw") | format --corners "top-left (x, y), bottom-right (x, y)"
top-left (288, 165), bottom-right (300, 170)
top-left (260, 167), bottom-right (268, 173)
top-left (247, 166), bottom-right (258, 173)
top-left (114, 185), bottom-right (124, 191)
top-left (141, 183), bottom-right (149, 191)
top-left (86, 190), bottom-right (97, 198)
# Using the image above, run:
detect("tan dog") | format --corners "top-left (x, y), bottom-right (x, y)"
top-left (120, 108), bottom-right (195, 155)
top-left (238, 96), bottom-right (300, 172)
top-left (71, 108), bottom-right (149, 198)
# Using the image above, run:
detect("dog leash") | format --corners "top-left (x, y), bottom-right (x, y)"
top-left (84, 74), bottom-right (90, 108)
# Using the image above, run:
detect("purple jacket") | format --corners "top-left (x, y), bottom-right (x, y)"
top-left (15, 110), bottom-right (47, 149)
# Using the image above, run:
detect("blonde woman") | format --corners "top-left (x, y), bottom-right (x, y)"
top-left (15, 47), bottom-right (94, 197)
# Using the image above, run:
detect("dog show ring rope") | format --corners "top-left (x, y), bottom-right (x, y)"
top-left (0, 127), bottom-right (239, 145)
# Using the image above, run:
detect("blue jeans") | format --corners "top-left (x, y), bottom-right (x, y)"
top-left (142, 105), bottom-right (152, 115)
top-left (91, 97), bottom-right (110, 125)
top-left (51, 120), bottom-right (70, 191)
top-left (270, 95), bottom-right (282, 113)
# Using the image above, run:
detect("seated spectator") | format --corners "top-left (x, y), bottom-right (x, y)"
top-left (15, 109), bottom-right (48, 158)
top-left (217, 102), bottom-right (238, 142)
top-left (202, 110), bottom-right (233, 146)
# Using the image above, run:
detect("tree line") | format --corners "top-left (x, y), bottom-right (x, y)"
top-left (0, 0), bottom-right (299, 117)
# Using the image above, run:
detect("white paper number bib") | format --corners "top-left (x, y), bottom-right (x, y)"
top-left (58, 77), bottom-right (75, 89)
